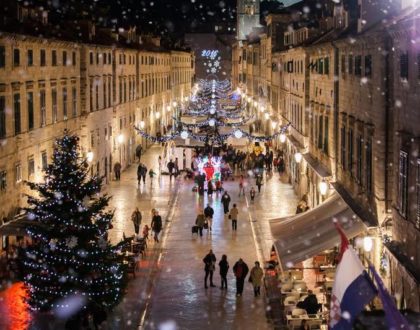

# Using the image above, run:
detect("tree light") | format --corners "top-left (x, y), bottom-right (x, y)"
top-left (319, 180), bottom-right (328, 196)
top-left (86, 151), bottom-right (94, 163)
top-left (294, 152), bottom-right (302, 163)
top-left (363, 237), bottom-right (373, 252)
top-left (117, 134), bottom-right (124, 144)
top-left (280, 133), bottom-right (286, 143)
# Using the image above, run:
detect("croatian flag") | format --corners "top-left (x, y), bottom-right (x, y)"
top-left (330, 224), bottom-right (377, 329)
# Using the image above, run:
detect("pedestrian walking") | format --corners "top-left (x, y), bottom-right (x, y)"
top-left (114, 162), bottom-right (121, 181)
top-left (238, 175), bottom-right (245, 196)
top-left (256, 174), bottom-right (263, 193)
top-left (233, 258), bottom-right (249, 297)
top-left (174, 157), bottom-right (180, 177)
top-left (135, 144), bottom-right (142, 162)
top-left (149, 169), bottom-right (156, 185)
top-left (207, 180), bottom-right (214, 197)
top-left (150, 209), bottom-right (162, 243)
top-left (167, 159), bottom-right (175, 180)
top-left (137, 164), bottom-right (142, 185)
top-left (142, 224), bottom-right (150, 241)
top-left (229, 204), bottom-right (239, 231)
top-left (203, 249), bottom-right (216, 289)
top-left (250, 187), bottom-right (256, 202)
top-left (204, 204), bottom-right (214, 231)
top-left (222, 191), bottom-right (231, 214)
top-left (219, 254), bottom-right (229, 290)
top-left (158, 156), bottom-right (162, 174)
top-left (131, 207), bottom-right (142, 235)
top-left (249, 261), bottom-right (264, 297)
top-left (195, 209), bottom-right (206, 237)
top-left (140, 164), bottom-right (147, 184)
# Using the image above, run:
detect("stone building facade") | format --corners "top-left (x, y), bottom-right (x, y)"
top-left (0, 29), bottom-right (194, 226)
top-left (231, 0), bottom-right (420, 311)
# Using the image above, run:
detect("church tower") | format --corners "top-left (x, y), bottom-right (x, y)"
top-left (237, 0), bottom-right (260, 40)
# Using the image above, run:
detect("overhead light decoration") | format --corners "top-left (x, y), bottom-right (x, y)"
top-left (180, 131), bottom-right (189, 139)
top-left (209, 119), bottom-right (216, 126)
top-left (234, 130), bottom-right (243, 139)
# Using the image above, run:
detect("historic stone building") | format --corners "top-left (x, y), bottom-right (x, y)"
top-left (0, 19), bottom-right (194, 226)
top-left (231, 0), bottom-right (420, 311)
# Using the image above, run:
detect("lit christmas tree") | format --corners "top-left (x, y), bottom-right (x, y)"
top-left (23, 133), bottom-right (127, 313)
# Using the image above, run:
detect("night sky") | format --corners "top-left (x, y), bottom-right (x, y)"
top-left (37, 0), bottom-right (286, 42)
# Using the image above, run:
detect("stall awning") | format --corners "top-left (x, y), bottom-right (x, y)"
top-left (270, 192), bottom-right (367, 270)
top-left (0, 214), bottom-right (31, 236)
top-left (302, 152), bottom-right (331, 178)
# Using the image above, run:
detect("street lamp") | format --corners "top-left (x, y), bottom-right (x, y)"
top-left (363, 237), bottom-right (373, 252)
top-left (117, 134), bottom-right (124, 164)
top-left (294, 152), bottom-right (302, 163)
top-left (280, 133), bottom-right (286, 143)
top-left (155, 111), bottom-right (161, 119)
top-left (319, 180), bottom-right (328, 196)
top-left (86, 151), bottom-right (94, 163)
top-left (172, 101), bottom-right (177, 107)
top-left (271, 121), bottom-right (277, 129)
top-left (264, 113), bottom-right (270, 120)
top-left (139, 121), bottom-right (145, 129)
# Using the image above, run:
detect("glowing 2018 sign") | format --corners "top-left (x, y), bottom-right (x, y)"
top-left (201, 49), bottom-right (222, 75)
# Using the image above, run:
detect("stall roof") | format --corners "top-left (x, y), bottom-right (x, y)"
top-left (270, 192), bottom-right (367, 271)
top-left (0, 214), bottom-right (31, 236)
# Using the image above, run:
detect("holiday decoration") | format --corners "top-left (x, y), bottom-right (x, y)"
top-left (23, 133), bottom-right (127, 313)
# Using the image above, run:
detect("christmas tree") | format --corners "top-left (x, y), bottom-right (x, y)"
top-left (22, 133), bottom-right (127, 313)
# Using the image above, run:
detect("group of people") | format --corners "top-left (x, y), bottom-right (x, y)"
top-left (202, 250), bottom-right (264, 297)
top-left (131, 207), bottom-right (162, 243)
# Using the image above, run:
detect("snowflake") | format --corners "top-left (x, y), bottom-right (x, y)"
top-left (214, 60), bottom-right (220, 67)
top-left (211, 67), bottom-right (216, 73)
top-left (66, 236), bottom-right (78, 249)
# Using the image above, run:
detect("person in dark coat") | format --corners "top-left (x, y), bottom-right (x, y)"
top-left (203, 249), bottom-right (216, 289)
top-left (297, 290), bottom-right (320, 314)
top-left (233, 258), bottom-right (249, 297)
top-left (255, 175), bottom-right (263, 193)
top-left (135, 144), bottom-right (142, 162)
top-left (167, 159), bottom-right (175, 180)
top-left (222, 191), bottom-right (231, 214)
top-left (114, 162), bottom-right (121, 180)
top-left (140, 164), bottom-right (147, 184)
top-left (150, 209), bottom-right (162, 243)
top-left (204, 204), bottom-right (214, 231)
top-left (219, 254), bottom-right (229, 290)
top-left (131, 207), bottom-right (142, 235)
top-left (207, 180), bottom-right (214, 197)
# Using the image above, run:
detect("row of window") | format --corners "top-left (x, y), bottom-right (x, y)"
top-left (0, 46), bottom-right (77, 68)
top-left (313, 113), bottom-right (329, 155)
top-left (0, 46), bottom-right (190, 70)
top-left (0, 152), bottom-right (47, 193)
top-left (340, 125), bottom-right (373, 194)
top-left (341, 54), bottom-right (372, 77)
top-left (398, 151), bottom-right (420, 229)
top-left (0, 87), bottom-right (77, 138)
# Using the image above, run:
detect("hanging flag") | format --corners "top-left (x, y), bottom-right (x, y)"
top-left (369, 264), bottom-right (411, 329)
top-left (330, 224), bottom-right (377, 330)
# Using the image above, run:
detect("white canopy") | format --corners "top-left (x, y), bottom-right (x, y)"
top-left (270, 192), bottom-right (367, 270)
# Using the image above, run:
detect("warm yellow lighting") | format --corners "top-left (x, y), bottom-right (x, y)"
top-left (294, 152), bottom-right (302, 163)
top-left (280, 133), bottom-right (286, 143)
top-left (271, 121), bottom-right (277, 129)
top-left (139, 121), bottom-right (145, 129)
top-left (319, 180), bottom-right (328, 196)
top-left (117, 134), bottom-right (124, 144)
top-left (172, 101), bottom-right (177, 107)
top-left (156, 112), bottom-right (161, 119)
top-left (87, 151), bottom-right (94, 163)
top-left (264, 113), bottom-right (270, 120)
top-left (363, 237), bottom-right (373, 252)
